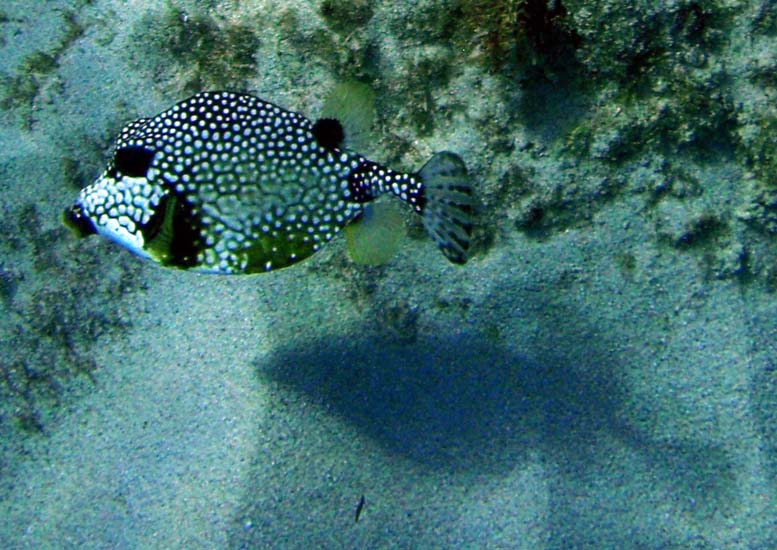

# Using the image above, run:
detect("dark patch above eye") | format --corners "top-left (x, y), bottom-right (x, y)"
top-left (312, 118), bottom-right (345, 150)
top-left (114, 145), bottom-right (155, 177)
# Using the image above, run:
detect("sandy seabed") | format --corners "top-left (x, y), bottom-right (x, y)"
top-left (0, 1), bottom-right (774, 548)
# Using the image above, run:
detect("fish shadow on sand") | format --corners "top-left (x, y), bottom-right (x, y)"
top-left (255, 306), bottom-right (737, 482)
top-left (257, 328), bottom-right (618, 473)
top-left (250, 297), bottom-right (742, 544)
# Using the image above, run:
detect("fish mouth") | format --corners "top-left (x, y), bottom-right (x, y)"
top-left (63, 204), bottom-right (97, 238)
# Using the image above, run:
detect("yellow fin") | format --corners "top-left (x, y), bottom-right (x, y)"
top-left (145, 193), bottom-right (177, 264)
top-left (345, 201), bottom-right (405, 266)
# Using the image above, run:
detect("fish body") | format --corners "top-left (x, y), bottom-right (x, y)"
top-left (65, 91), bottom-right (472, 274)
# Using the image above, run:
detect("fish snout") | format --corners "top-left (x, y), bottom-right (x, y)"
top-left (63, 204), bottom-right (97, 238)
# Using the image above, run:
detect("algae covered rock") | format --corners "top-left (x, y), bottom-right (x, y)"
top-left (320, 0), bottom-right (374, 33)
top-left (131, 4), bottom-right (260, 93)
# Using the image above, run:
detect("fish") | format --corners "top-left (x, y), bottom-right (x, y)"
top-left (355, 494), bottom-right (365, 523)
top-left (63, 91), bottom-right (473, 274)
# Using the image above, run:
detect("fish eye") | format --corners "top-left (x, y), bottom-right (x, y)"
top-left (114, 145), bottom-right (155, 178)
top-left (63, 205), bottom-right (97, 238)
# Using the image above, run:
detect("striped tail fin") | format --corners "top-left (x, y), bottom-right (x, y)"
top-left (418, 152), bottom-right (474, 264)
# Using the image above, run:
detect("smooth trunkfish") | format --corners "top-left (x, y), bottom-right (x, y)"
top-left (64, 91), bottom-right (473, 274)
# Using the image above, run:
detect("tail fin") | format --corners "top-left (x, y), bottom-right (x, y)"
top-left (418, 152), bottom-right (474, 264)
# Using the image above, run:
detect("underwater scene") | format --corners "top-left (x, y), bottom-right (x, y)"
top-left (0, 0), bottom-right (775, 548)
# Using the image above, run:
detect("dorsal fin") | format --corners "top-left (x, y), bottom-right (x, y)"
top-left (319, 81), bottom-right (375, 151)
top-left (312, 118), bottom-right (345, 150)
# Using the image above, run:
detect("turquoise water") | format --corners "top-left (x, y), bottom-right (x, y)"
top-left (0, 1), bottom-right (775, 548)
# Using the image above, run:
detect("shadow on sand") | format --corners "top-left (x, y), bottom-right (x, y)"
top-left (235, 298), bottom-right (741, 546)
top-left (254, 328), bottom-right (621, 473)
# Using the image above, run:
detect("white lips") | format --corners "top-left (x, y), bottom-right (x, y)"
top-left (79, 172), bottom-right (164, 260)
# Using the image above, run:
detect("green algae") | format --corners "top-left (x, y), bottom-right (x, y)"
top-left (0, 52), bottom-right (57, 122)
top-left (465, 1), bottom-right (764, 282)
top-left (739, 84), bottom-right (777, 189)
top-left (136, 3), bottom-right (260, 93)
top-left (451, 0), bottom-right (580, 72)
top-left (279, 4), bottom-right (380, 85)
top-left (397, 48), bottom-right (454, 137)
top-left (752, 0), bottom-right (776, 35)
top-left (405, 2), bottom-right (747, 253)
top-left (560, 1), bottom-right (738, 161)
top-left (0, 203), bottom-right (141, 436)
top-left (319, 0), bottom-right (374, 33)
top-left (0, 11), bottom-right (84, 129)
